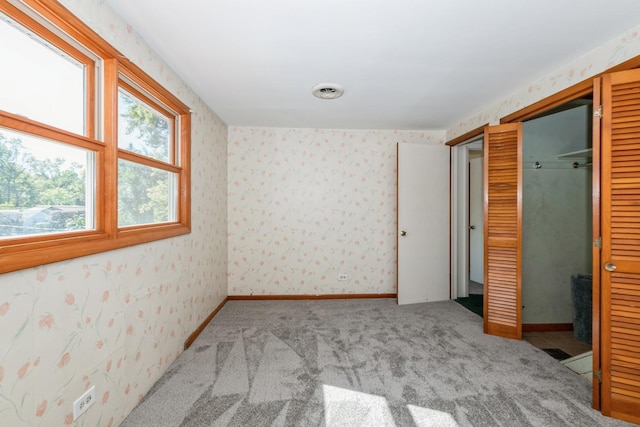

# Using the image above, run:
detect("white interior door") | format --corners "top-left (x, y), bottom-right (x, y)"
top-left (469, 155), bottom-right (484, 284)
top-left (397, 143), bottom-right (450, 305)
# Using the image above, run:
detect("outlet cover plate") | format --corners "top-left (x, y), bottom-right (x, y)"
top-left (73, 385), bottom-right (96, 420)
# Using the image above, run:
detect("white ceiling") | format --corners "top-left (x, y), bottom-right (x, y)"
top-left (105, 0), bottom-right (640, 130)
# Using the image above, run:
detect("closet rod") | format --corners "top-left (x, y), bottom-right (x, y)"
top-left (524, 161), bottom-right (592, 170)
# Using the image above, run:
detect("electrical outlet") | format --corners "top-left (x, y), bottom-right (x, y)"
top-left (338, 273), bottom-right (349, 281)
top-left (73, 385), bottom-right (95, 420)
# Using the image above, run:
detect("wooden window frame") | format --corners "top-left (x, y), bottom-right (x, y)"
top-left (117, 79), bottom-right (177, 164)
top-left (0, 1), bottom-right (97, 138)
top-left (0, 0), bottom-right (191, 274)
top-left (116, 70), bottom-right (186, 230)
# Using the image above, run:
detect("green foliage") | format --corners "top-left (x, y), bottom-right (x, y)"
top-left (29, 157), bottom-right (86, 206)
top-left (0, 94), bottom-right (173, 235)
top-left (64, 213), bottom-right (86, 230)
top-left (0, 132), bottom-right (87, 235)
top-left (0, 134), bottom-right (34, 208)
top-left (143, 178), bottom-right (170, 222)
top-left (120, 94), bottom-right (170, 160)
top-left (0, 133), bottom-right (86, 208)
top-left (118, 95), bottom-right (173, 226)
top-left (118, 160), bottom-right (170, 226)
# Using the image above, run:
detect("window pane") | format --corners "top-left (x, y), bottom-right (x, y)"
top-left (118, 159), bottom-right (177, 227)
top-left (118, 89), bottom-right (171, 162)
top-left (0, 15), bottom-right (85, 135)
top-left (0, 128), bottom-right (94, 238)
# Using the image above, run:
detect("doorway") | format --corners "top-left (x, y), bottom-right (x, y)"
top-left (451, 66), bottom-right (640, 424)
top-left (468, 151), bottom-right (484, 294)
top-left (451, 102), bottom-right (595, 353)
top-left (451, 138), bottom-right (483, 300)
top-left (519, 100), bottom-right (594, 365)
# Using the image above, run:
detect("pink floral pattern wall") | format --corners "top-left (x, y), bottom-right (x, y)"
top-left (0, 1), bottom-right (228, 426)
top-left (227, 128), bottom-right (445, 296)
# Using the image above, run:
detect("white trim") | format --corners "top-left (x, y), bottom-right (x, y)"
top-left (451, 138), bottom-right (483, 300)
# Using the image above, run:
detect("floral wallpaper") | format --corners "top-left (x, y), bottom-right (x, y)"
top-left (0, 1), bottom-right (227, 426)
top-left (227, 128), bottom-right (445, 296)
top-left (447, 23), bottom-right (640, 140)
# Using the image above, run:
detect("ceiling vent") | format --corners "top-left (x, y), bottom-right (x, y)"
top-left (312, 83), bottom-right (344, 100)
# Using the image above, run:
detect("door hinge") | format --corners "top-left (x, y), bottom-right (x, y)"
top-left (594, 237), bottom-right (602, 249)
top-left (594, 370), bottom-right (602, 382)
top-left (594, 106), bottom-right (603, 118)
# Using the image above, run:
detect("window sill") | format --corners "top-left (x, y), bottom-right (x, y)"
top-left (1, 224), bottom-right (190, 274)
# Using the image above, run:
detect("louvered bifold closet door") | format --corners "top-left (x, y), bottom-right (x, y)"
top-left (483, 123), bottom-right (522, 340)
top-left (601, 69), bottom-right (640, 424)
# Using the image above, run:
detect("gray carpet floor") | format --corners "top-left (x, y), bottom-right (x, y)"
top-left (121, 299), bottom-right (634, 427)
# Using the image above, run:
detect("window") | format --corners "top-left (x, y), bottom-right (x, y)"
top-left (0, 1), bottom-right (191, 273)
top-left (117, 79), bottom-right (179, 227)
top-left (0, 14), bottom-right (87, 134)
top-left (0, 127), bottom-right (95, 237)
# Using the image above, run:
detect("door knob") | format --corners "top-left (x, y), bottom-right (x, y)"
top-left (469, 225), bottom-right (476, 230)
top-left (604, 262), bottom-right (617, 272)
top-left (400, 230), bottom-right (407, 236)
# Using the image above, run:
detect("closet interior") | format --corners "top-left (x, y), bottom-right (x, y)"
top-left (521, 98), bottom-right (594, 370)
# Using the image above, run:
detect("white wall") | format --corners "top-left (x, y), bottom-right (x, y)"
top-left (447, 23), bottom-right (640, 140)
top-left (0, 1), bottom-right (228, 426)
top-left (227, 127), bottom-right (445, 296)
top-left (521, 105), bottom-right (592, 324)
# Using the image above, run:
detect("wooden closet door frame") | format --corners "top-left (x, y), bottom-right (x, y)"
top-left (598, 69), bottom-right (640, 425)
top-left (450, 56), bottom-right (640, 421)
top-left (592, 77), bottom-right (602, 411)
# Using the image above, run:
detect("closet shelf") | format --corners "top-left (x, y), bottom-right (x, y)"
top-left (556, 148), bottom-right (592, 159)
